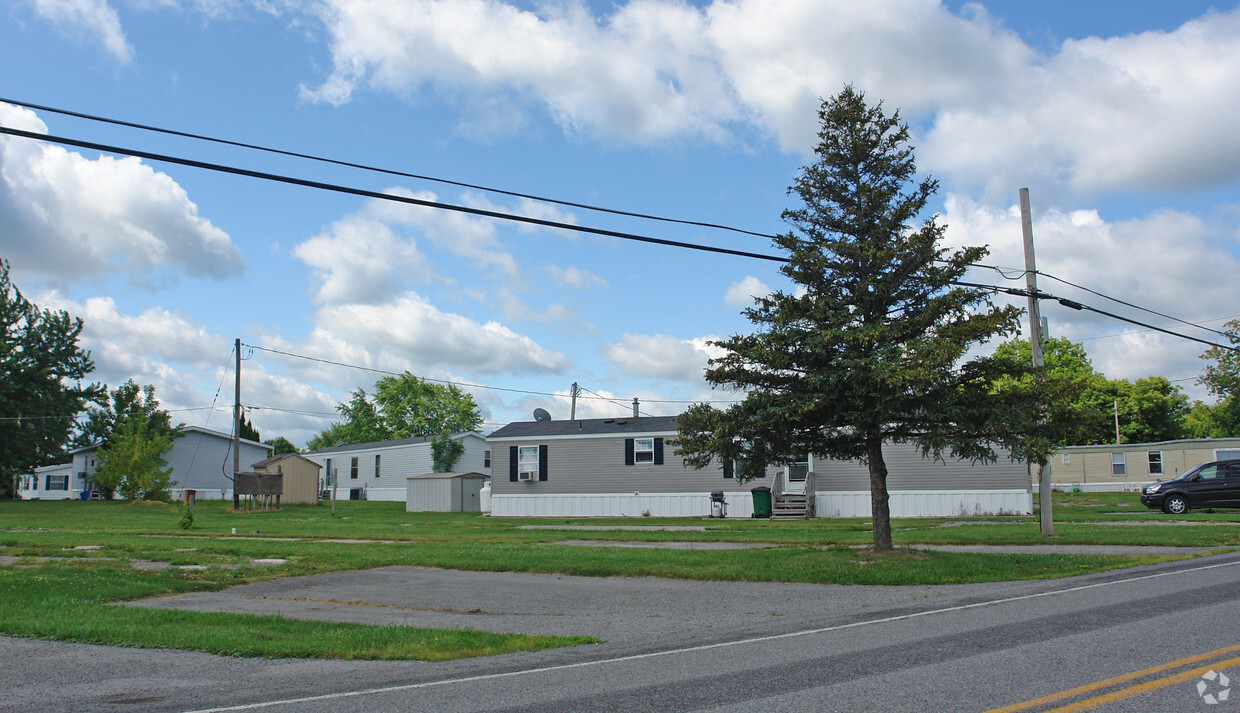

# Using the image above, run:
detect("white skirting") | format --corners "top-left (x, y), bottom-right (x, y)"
top-left (815, 489), bottom-right (1032, 518)
top-left (491, 492), bottom-right (750, 518)
top-left (489, 489), bottom-right (1032, 518)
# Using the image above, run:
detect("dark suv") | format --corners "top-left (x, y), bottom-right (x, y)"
top-left (1141, 460), bottom-right (1240, 514)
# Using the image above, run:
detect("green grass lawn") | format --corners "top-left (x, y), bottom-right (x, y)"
top-left (1, 492), bottom-right (1234, 661)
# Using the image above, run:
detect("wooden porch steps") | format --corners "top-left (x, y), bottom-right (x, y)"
top-left (771, 493), bottom-right (811, 520)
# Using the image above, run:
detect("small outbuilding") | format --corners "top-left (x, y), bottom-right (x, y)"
top-left (252, 453), bottom-right (322, 505)
top-left (405, 472), bottom-right (488, 513)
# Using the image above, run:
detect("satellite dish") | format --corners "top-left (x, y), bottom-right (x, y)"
top-left (533, 408), bottom-right (552, 422)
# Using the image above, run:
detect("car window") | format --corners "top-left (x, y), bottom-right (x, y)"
top-left (1227, 463), bottom-right (1240, 479)
top-left (1197, 465), bottom-right (1223, 480)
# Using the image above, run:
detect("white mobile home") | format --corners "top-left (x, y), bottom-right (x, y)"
top-left (305, 432), bottom-right (489, 502)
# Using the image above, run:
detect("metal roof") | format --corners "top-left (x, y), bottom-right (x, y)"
top-left (487, 415), bottom-right (678, 439)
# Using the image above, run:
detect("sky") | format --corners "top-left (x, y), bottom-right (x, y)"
top-left (2, 0), bottom-right (1239, 448)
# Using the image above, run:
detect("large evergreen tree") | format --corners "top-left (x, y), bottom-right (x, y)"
top-left (675, 87), bottom-right (1021, 550)
top-left (0, 260), bottom-right (102, 499)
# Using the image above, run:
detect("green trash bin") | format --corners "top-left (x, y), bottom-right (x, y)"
top-left (751, 486), bottom-right (772, 518)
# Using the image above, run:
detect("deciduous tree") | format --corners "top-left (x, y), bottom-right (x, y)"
top-left (308, 373), bottom-right (482, 450)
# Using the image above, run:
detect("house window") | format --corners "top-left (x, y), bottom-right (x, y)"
top-left (1217, 449), bottom-right (1240, 461)
top-left (634, 438), bottom-right (655, 463)
top-left (350, 457), bottom-right (359, 480)
top-left (484, 450), bottom-right (491, 468)
top-left (1111, 452), bottom-right (1126, 477)
top-left (375, 454), bottom-right (381, 478)
top-left (1062, 453), bottom-right (1071, 465)
top-left (45, 475), bottom-right (68, 491)
top-left (518, 446), bottom-right (540, 481)
top-left (1147, 451), bottom-right (1163, 476)
top-left (625, 438), bottom-right (664, 466)
top-left (325, 458), bottom-right (332, 486)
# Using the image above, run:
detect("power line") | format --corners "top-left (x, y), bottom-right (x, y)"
top-left (1035, 270), bottom-right (1231, 338)
top-left (960, 282), bottom-right (1239, 353)
top-left (242, 343), bottom-right (742, 410)
top-left (0, 96), bottom-right (777, 240)
top-left (0, 126), bottom-right (785, 265)
top-left (4, 126), bottom-right (1234, 356)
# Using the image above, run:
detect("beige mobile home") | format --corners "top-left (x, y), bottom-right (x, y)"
top-left (1052, 438), bottom-right (1240, 491)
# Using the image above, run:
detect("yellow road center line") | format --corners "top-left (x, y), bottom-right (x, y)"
top-left (986, 644), bottom-right (1240, 713)
top-left (1043, 655), bottom-right (1240, 713)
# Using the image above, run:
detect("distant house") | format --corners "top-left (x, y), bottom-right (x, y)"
top-left (1051, 437), bottom-right (1240, 492)
top-left (17, 426), bottom-right (271, 500)
top-left (252, 452), bottom-right (322, 505)
top-left (304, 432), bottom-right (489, 502)
top-left (487, 415), bottom-right (1031, 518)
top-left (16, 463), bottom-right (75, 500)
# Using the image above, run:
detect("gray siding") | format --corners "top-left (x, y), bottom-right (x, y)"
top-left (165, 430), bottom-right (270, 492)
top-left (813, 443), bottom-right (1029, 492)
top-left (490, 434), bottom-right (772, 495)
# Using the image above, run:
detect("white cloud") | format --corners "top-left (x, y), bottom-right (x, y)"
top-left (294, 0), bottom-right (1240, 197)
top-left (923, 9), bottom-right (1240, 198)
top-left (547, 265), bottom-right (609, 290)
top-left (315, 292), bottom-right (571, 375)
top-left (37, 293), bottom-right (221, 383)
top-left (602, 333), bottom-right (724, 382)
top-left (293, 201), bottom-right (437, 305)
top-left (943, 194), bottom-right (1240, 398)
top-left (24, 0), bottom-right (134, 62)
top-left (300, 0), bottom-right (741, 142)
top-left (0, 104), bottom-right (243, 286)
top-left (723, 275), bottom-right (772, 307)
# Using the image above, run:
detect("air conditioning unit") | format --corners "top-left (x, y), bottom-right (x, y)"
top-left (517, 470), bottom-right (535, 482)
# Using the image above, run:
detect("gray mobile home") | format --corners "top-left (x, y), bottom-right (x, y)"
top-left (488, 416), bottom-right (763, 517)
top-left (23, 426), bottom-right (272, 501)
top-left (488, 415), bottom-right (1031, 518)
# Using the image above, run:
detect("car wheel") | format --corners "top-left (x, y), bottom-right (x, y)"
top-left (1164, 495), bottom-right (1189, 515)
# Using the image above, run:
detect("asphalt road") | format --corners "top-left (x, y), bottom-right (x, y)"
top-left (4, 552), bottom-right (1240, 712)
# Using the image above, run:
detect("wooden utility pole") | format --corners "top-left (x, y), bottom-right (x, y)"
top-left (570, 382), bottom-right (579, 420)
top-left (233, 338), bottom-right (241, 511)
top-left (1021, 189), bottom-right (1052, 537)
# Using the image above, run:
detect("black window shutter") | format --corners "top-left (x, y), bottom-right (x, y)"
top-left (538, 445), bottom-right (549, 481)
top-left (509, 446), bottom-right (518, 482)
top-left (723, 459), bottom-right (733, 479)
top-left (624, 438), bottom-right (634, 466)
top-left (654, 438), bottom-right (664, 465)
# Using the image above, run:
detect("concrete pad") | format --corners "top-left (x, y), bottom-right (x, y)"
top-left (549, 540), bottom-right (777, 550)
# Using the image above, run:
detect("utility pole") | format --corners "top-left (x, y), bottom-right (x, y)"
top-left (1021, 188), bottom-right (1053, 537)
top-left (233, 338), bottom-right (241, 511)
top-left (570, 382), bottom-right (579, 421)
top-left (1114, 400), bottom-right (1121, 444)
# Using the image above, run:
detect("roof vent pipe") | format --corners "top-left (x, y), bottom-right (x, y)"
top-left (632, 398), bottom-right (640, 418)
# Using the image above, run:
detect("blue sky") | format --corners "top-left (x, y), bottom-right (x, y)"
top-left (2, 0), bottom-right (1238, 447)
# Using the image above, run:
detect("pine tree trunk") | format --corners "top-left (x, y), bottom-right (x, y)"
top-left (867, 438), bottom-right (893, 551)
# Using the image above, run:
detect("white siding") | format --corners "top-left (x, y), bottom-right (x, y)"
top-left (307, 434), bottom-right (490, 502)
